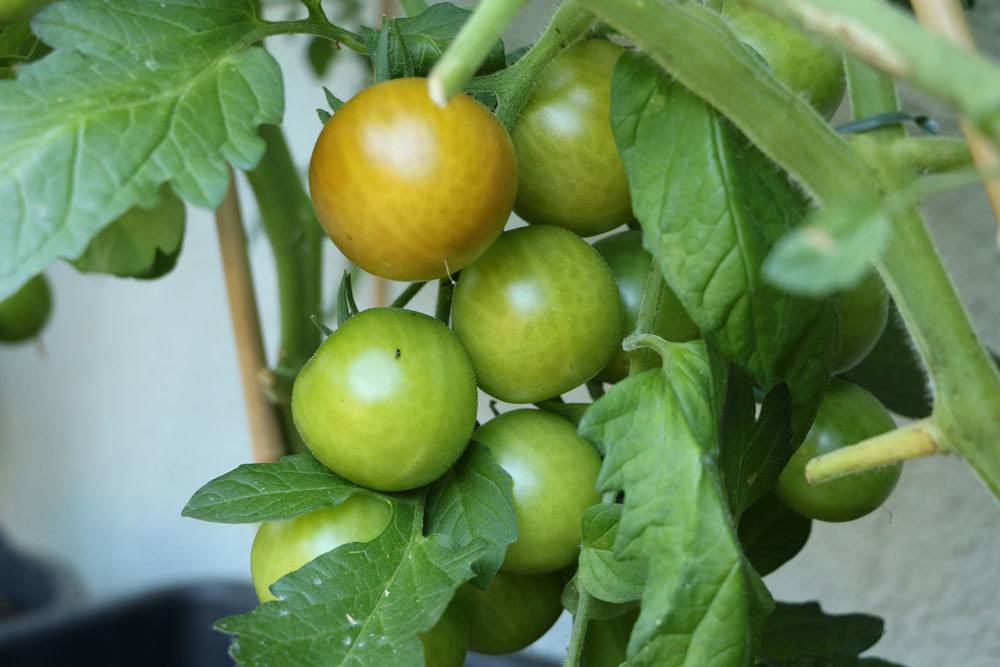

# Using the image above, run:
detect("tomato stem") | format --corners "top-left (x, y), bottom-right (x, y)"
top-left (627, 263), bottom-right (666, 376)
top-left (435, 278), bottom-right (454, 324)
top-left (390, 281), bottom-right (427, 309)
top-left (805, 419), bottom-right (940, 485)
top-left (247, 18), bottom-right (367, 54)
top-left (562, 577), bottom-right (594, 667)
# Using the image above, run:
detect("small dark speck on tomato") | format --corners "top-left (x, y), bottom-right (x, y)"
top-left (395, 348), bottom-right (401, 359)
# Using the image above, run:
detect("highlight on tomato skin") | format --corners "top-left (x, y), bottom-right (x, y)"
top-left (308, 77), bottom-right (517, 282)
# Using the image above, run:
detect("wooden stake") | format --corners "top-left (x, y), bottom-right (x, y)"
top-left (911, 0), bottom-right (1000, 243)
top-left (215, 169), bottom-right (286, 463)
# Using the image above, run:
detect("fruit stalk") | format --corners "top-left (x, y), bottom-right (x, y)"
top-left (806, 418), bottom-right (940, 484)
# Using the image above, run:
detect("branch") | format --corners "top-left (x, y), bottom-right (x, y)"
top-left (806, 419), bottom-right (940, 484)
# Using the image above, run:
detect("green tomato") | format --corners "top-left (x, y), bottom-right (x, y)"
top-left (723, 4), bottom-right (846, 117)
top-left (454, 569), bottom-right (567, 655)
top-left (834, 272), bottom-right (890, 374)
top-left (0, 0), bottom-right (44, 23)
top-left (292, 308), bottom-right (477, 491)
top-left (512, 39), bottom-right (632, 236)
top-left (583, 610), bottom-right (637, 667)
top-left (420, 601), bottom-right (469, 667)
top-left (474, 409), bottom-right (601, 574)
top-left (250, 494), bottom-right (392, 603)
top-left (593, 231), bottom-right (699, 381)
top-left (452, 226), bottom-right (623, 403)
top-left (776, 380), bottom-right (902, 522)
top-left (0, 274), bottom-right (52, 343)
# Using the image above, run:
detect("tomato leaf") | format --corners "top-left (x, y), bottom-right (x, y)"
top-left (577, 503), bottom-right (644, 604)
top-left (425, 442), bottom-right (517, 589)
top-left (738, 494), bottom-right (811, 577)
top-left (336, 270), bottom-right (359, 325)
top-left (217, 495), bottom-right (484, 667)
top-left (757, 602), bottom-right (888, 665)
top-left (71, 187), bottom-right (186, 279)
top-left (182, 454), bottom-right (365, 523)
top-left (610, 53), bottom-right (834, 441)
top-left (0, 19), bottom-right (49, 79)
top-left (579, 340), bottom-right (771, 666)
top-left (0, 0), bottom-right (282, 299)
top-left (562, 578), bottom-right (638, 621)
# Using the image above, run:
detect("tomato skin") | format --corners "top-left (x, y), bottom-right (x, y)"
top-left (292, 308), bottom-right (477, 491)
top-left (250, 495), bottom-right (392, 603)
top-left (593, 231), bottom-right (699, 381)
top-left (420, 601), bottom-right (468, 667)
top-left (309, 77), bottom-right (516, 281)
top-left (583, 610), bottom-right (637, 667)
top-left (512, 40), bottom-right (631, 236)
top-left (452, 226), bottom-right (624, 403)
top-left (0, 0), bottom-right (44, 23)
top-left (723, 4), bottom-right (846, 117)
top-left (776, 380), bottom-right (902, 522)
top-left (454, 569), bottom-right (567, 655)
top-left (834, 272), bottom-right (890, 374)
top-left (0, 274), bottom-right (51, 343)
top-left (474, 409), bottom-right (601, 574)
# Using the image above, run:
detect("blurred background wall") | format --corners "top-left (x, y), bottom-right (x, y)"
top-left (1, 1), bottom-right (998, 665)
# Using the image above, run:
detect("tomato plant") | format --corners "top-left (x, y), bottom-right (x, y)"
top-left (7, 0), bottom-right (1000, 665)
top-left (452, 224), bottom-right (624, 402)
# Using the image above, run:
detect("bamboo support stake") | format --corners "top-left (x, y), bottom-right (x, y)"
top-left (215, 169), bottom-right (286, 463)
top-left (911, 0), bottom-right (1000, 242)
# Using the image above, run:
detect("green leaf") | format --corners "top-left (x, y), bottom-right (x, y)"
top-left (842, 302), bottom-right (931, 419)
top-left (71, 187), bottom-right (186, 279)
top-left (336, 270), bottom-right (359, 325)
top-left (425, 442), bottom-right (518, 589)
top-left (0, 19), bottom-right (49, 79)
top-left (182, 454), bottom-right (363, 524)
top-left (579, 341), bottom-right (772, 666)
top-left (738, 494), bottom-right (811, 577)
top-left (764, 202), bottom-right (890, 297)
top-left (610, 52), bottom-right (834, 441)
top-left (562, 578), bottom-right (638, 621)
top-left (577, 503), bottom-right (644, 604)
top-left (217, 496), bottom-right (484, 667)
top-left (307, 37), bottom-right (336, 78)
top-left (0, 0), bottom-right (283, 299)
top-left (758, 602), bottom-right (885, 664)
top-left (361, 2), bottom-right (505, 80)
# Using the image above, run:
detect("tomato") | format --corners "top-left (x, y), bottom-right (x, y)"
top-left (309, 77), bottom-right (516, 281)
top-left (0, 0), bottom-right (44, 22)
top-left (474, 409), bottom-right (601, 574)
top-left (452, 226), bottom-right (624, 403)
top-left (723, 4), bottom-right (846, 117)
top-left (834, 272), bottom-right (890, 374)
top-left (420, 601), bottom-right (468, 667)
top-left (250, 494), bottom-right (392, 603)
top-left (511, 39), bottom-right (631, 236)
top-left (593, 231), bottom-right (699, 381)
top-left (0, 274), bottom-right (52, 343)
top-left (292, 308), bottom-right (477, 491)
top-left (583, 610), bottom-right (637, 667)
top-left (776, 380), bottom-right (902, 522)
top-left (454, 569), bottom-right (567, 655)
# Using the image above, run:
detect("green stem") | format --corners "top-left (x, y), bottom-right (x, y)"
top-left (245, 125), bottom-right (324, 454)
top-left (628, 262), bottom-right (665, 376)
top-left (563, 577), bottom-right (594, 667)
top-left (390, 281), bottom-right (427, 308)
top-left (742, 0), bottom-right (1000, 145)
top-left (806, 419), bottom-right (940, 484)
top-left (247, 18), bottom-right (367, 53)
top-left (435, 278), bottom-right (454, 324)
top-left (399, 0), bottom-right (429, 17)
top-left (875, 136), bottom-right (972, 174)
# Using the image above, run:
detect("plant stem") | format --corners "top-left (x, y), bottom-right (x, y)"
top-left (852, 135), bottom-right (972, 174)
top-left (806, 419), bottom-right (940, 484)
top-left (435, 278), bottom-right (454, 324)
top-left (427, 0), bottom-right (529, 106)
top-left (214, 168), bottom-right (287, 463)
top-left (248, 18), bottom-right (367, 53)
top-left (390, 281), bottom-right (427, 308)
top-left (627, 262), bottom-right (665, 376)
top-left (563, 577), bottom-right (594, 667)
top-left (399, 0), bottom-right (428, 17)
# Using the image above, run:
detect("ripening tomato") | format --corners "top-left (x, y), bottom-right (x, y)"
top-left (454, 569), bottom-right (567, 655)
top-left (0, 274), bottom-right (52, 343)
top-left (292, 308), bottom-right (477, 491)
top-left (834, 272), bottom-right (890, 374)
top-left (451, 225), bottom-right (624, 403)
top-left (474, 409), bottom-right (601, 574)
top-left (512, 39), bottom-right (632, 236)
top-left (723, 4), bottom-right (846, 117)
top-left (593, 231), bottom-right (699, 381)
top-left (421, 601), bottom-right (468, 667)
top-left (776, 380), bottom-right (902, 522)
top-left (309, 78), bottom-right (517, 281)
top-left (250, 494), bottom-right (392, 603)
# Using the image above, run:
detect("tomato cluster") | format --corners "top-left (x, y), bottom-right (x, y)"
top-left (252, 16), bottom-right (899, 663)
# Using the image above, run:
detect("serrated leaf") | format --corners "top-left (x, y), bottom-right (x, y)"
top-left (182, 454), bottom-right (363, 524)
top-left (425, 442), bottom-right (517, 589)
top-left (764, 202), bottom-right (890, 297)
top-left (562, 578), bottom-right (638, 621)
top-left (579, 340), bottom-right (772, 667)
top-left (738, 494), bottom-right (811, 577)
top-left (577, 504), bottom-right (644, 604)
top-left (0, 0), bottom-right (283, 299)
top-left (758, 602), bottom-right (885, 664)
top-left (610, 52), bottom-right (834, 441)
top-left (71, 186), bottom-right (186, 279)
top-left (217, 495), bottom-right (484, 667)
